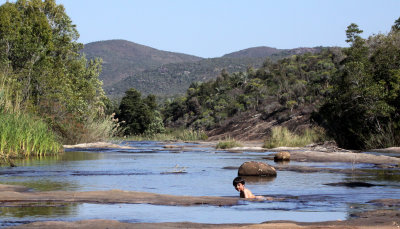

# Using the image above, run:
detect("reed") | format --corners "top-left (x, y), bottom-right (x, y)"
top-left (0, 113), bottom-right (62, 164)
top-left (263, 126), bottom-right (326, 148)
top-left (124, 128), bottom-right (208, 142)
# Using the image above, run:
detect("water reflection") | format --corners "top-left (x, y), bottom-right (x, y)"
top-left (0, 202), bottom-right (78, 218)
top-left (3, 180), bottom-right (79, 191)
top-left (13, 151), bottom-right (102, 167)
top-left (240, 176), bottom-right (276, 184)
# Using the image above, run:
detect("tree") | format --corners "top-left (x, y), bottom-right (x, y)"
top-left (0, 0), bottom-right (108, 144)
top-left (317, 21), bottom-right (400, 149)
top-left (118, 88), bottom-right (163, 135)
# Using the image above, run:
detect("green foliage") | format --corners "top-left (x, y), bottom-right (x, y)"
top-left (317, 21), bottom-right (400, 149)
top-left (0, 113), bottom-right (62, 164)
top-left (117, 88), bottom-right (164, 136)
top-left (162, 48), bottom-right (337, 131)
top-left (0, 0), bottom-right (116, 146)
top-left (82, 39), bottom-right (325, 99)
top-left (263, 126), bottom-right (326, 148)
top-left (216, 139), bottom-right (242, 149)
top-left (124, 128), bottom-right (208, 141)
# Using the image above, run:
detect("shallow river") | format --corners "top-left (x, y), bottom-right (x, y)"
top-left (0, 141), bottom-right (399, 227)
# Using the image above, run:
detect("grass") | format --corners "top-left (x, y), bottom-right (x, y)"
top-left (263, 126), bottom-right (327, 148)
top-left (82, 113), bottom-right (124, 143)
top-left (0, 113), bottom-right (62, 164)
top-left (216, 137), bottom-right (242, 149)
top-left (122, 128), bottom-right (208, 142)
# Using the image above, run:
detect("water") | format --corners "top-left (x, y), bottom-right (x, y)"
top-left (0, 141), bottom-right (399, 226)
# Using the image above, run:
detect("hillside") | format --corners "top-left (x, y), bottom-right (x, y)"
top-left (83, 40), bottom-right (327, 98)
top-left (83, 40), bottom-right (203, 86)
top-left (223, 46), bottom-right (325, 59)
top-left (105, 57), bottom-right (266, 98)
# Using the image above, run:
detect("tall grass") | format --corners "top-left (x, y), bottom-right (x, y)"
top-left (81, 113), bottom-right (124, 143)
top-left (263, 126), bottom-right (326, 148)
top-left (216, 138), bottom-right (242, 149)
top-left (0, 113), bottom-right (62, 163)
top-left (1, 74), bottom-right (62, 164)
top-left (124, 128), bottom-right (208, 142)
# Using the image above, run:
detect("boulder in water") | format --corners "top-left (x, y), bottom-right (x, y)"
top-left (274, 151), bottom-right (290, 161)
top-left (238, 161), bottom-right (277, 177)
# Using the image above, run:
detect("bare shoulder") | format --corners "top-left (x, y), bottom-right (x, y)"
top-left (243, 188), bottom-right (256, 198)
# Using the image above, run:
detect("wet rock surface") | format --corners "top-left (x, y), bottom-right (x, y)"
top-left (7, 210), bottom-right (400, 229)
top-left (0, 189), bottom-right (239, 207)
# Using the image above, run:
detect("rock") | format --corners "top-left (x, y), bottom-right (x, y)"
top-left (274, 151), bottom-right (290, 161)
top-left (238, 161), bottom-right (277, 177)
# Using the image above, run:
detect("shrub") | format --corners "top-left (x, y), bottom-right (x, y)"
top-left (0, 113), bottom-right (62, 164)
top-left (263, 126), bottom-right (326, 148)
top-left (216, 138), bottom-right (242, 149)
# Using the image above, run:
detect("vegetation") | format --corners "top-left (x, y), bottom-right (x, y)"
top-left (162, 18), bottom-right (400, 150)
top-left (116, 88), bottom-right (165, 136)
top-left (83, 40), bottom-right (202, 87)
top-left (83, 40), bottom-right (324, 98)
top-left (162, 48), bottom-right (339, 131)
top-left (263, 126), bottom-right (326, 148)
top-left (216, 139), bottom-right (243, 149)
top-left (316, 20), bottom-right (400, 149)
top-left (0, 0), bottom-right (117, 163)
top-left (122, 128), bottom-right (208, 142)
top-left (0, 113), bottom-right (62, 164)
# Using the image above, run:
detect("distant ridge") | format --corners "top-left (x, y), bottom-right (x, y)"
top-left (83, 39), bottom-right (203, 86)
top-left (223, 46), bottom-right (325, 59)
top-left (83, 39), bottom-right (328, 98)
top-left (223, 46), bottom-right (281, 58)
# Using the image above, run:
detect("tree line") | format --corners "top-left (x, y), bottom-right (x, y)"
top-left (120, 17), bottom-right (400, 150)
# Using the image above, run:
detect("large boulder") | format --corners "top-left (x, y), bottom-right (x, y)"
top-left (238, 161), bottom-right (277, 177)
top-left (274, 151), bottom-right (291, 161)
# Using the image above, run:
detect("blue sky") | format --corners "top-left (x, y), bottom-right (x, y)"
top-left (2, 0), bottom-right (400, 58)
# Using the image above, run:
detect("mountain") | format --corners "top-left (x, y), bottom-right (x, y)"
top-left (83, 40), bottom-right (203, 86)
top-left (105, 57), bottom-right (266, 98)
top-left (82, 40), bottom-right (327, 98)
top-left (223, 46), bottom-right (325, 59)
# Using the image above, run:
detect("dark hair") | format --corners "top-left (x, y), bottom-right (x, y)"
top-left (233, 176), bottom-right (245, 186)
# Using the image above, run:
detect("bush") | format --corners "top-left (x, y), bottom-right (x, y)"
top-left (216, 138), bottom-right (242, 149)
top-left (125, 128), bottom-right (208, 142)
top-left (263, 126), bottom-right (326, 148)
top-left (0, 113), bottom-right (62, 164)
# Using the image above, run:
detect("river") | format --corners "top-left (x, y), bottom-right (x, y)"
top-left (0, 141), bottom-right (399, 227)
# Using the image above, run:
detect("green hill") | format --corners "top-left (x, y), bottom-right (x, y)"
top-left (83, 40), bottom-right (203, 87)
top-left (105, 57), bottom-right (266, 98)
top-left (223, 46), bottom-right (324, 59)
top-left (83, 40), bottom-right (326, 98)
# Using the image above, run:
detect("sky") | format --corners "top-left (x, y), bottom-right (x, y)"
top-left (2, 0), bottom-right (400, 58)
